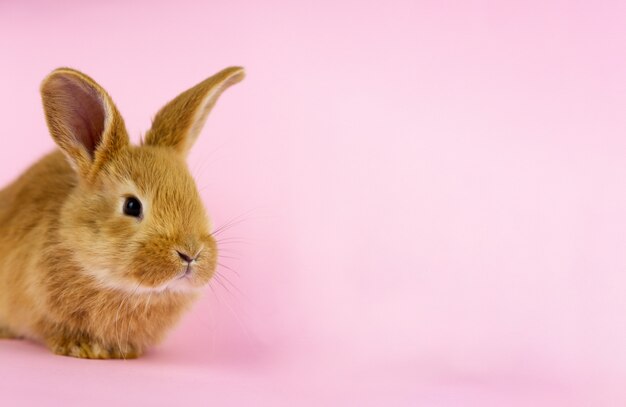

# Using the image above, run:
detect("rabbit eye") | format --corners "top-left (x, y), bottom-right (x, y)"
top-left (123, 196), bottom-right (142, 218)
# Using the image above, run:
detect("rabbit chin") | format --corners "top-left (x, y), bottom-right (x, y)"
top-left (84, 267), bottom-right (201, 294)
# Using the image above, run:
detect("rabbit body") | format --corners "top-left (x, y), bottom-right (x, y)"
top-left (0, 66), bottom-right (244, 358)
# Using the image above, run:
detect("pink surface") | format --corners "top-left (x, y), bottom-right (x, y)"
top-left (1, 0), bottom-right (626, 405)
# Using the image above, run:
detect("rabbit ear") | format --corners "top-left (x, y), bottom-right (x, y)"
top-left (40, 68), bottom-right (129, 178)
top-left (144, 66), bottom-right (245, 156)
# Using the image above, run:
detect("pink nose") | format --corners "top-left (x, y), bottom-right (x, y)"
top-left (177, 251), bottom-right (195, 263)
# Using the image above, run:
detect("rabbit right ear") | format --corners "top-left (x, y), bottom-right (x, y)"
top-left (143, 67), bottom-right (245, 156)
top-left (40, 68), bottom-right (129, 179)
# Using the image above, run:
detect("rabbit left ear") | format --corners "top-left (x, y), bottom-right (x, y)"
top-left (144, 66), bottom-right (245, 156)
top-left (40, 68), bottom-right (129, 179)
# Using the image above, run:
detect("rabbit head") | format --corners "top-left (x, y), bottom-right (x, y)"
top-left (40, 67), bottom-right (244, 293)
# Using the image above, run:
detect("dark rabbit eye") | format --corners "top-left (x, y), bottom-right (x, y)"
top-left (123, 196), bottom-right (142, 218)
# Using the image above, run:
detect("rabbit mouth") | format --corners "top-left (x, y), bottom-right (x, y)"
top-left (176, 264), bottom-right (194, 280)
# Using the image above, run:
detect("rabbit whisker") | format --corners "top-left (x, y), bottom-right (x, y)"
top-left (211, 208), bottom-right (264, 237)
top-left (216, 261), bottom-right (240, 277)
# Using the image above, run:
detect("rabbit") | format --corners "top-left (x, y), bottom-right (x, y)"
top-left (0, 66), bottom-right (245, 359)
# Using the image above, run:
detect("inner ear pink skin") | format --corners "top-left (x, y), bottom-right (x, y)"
top-left (47, 75), bottom-right (106, 157)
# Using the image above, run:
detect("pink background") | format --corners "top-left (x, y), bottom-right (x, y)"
top-left (1, 0), bottom-right (626, 405)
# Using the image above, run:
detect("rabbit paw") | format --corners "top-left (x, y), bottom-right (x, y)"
top-left (47, 336), bottom-right (142, 359)
top-left (0, 326), bottom-right (19, 339)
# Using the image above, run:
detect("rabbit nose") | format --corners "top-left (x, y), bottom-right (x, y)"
top-left (177, 251), bottom-right (195, 263)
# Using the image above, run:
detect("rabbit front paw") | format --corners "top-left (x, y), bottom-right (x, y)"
top-left (0, 326), bottom-right (20, 339)
top-left (47, 335), bottom-right (142, 359)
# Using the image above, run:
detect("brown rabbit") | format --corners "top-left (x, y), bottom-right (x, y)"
top-left (0, 66), bottom-right (245, 359)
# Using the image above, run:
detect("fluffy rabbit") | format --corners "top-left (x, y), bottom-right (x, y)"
top-left (0, 66), bottom-right (244, 359)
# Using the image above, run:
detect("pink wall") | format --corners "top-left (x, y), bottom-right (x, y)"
top-left (1, 0), bottom-right (626, 405)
